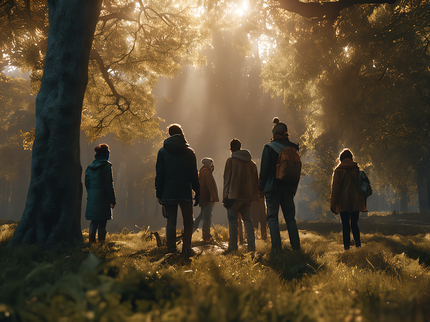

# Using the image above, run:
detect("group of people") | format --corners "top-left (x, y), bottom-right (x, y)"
top-left (152, 118), bottom-right (304, 257)
top-left (84, 118), bottom-right (368, 254)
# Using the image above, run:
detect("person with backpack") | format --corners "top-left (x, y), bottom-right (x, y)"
top-left (223, 138), bottom-right (259, 253)
top-left (330, 149), bottom-right (368, 250)
top-left (259, 117), bottom-right (301, 252)
top-left (85, 143), bottom-right (116, 244)
top-left (155, 124), bottom-right (200, 258)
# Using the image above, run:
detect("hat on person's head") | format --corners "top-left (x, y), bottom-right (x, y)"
top-left (272, 117), bottom-right (288, 137)
top-left (201, 157), bottom-right (214, 169)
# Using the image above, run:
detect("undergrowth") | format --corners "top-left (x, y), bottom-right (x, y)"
top-left (0, 223), bottom-right (429, 321)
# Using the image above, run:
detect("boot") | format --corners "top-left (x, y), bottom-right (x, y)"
top-left (167, 244), bottom-right (177, 254)
top-left (181, 246), bottom-right (196, 258)
top-left (98, 229), bottom-right (107, 242)
top-left (89, 222), bottom-right (97, 244)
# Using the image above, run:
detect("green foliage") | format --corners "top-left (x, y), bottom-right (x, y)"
top-left (0, 0), bottom-right (49, 73)
top-left (0, 220), bottom-right (18, 246)
top-left (0, 73), bottom-right (34, 181)
top-left (260, 0), bottom-right (430, 212)
top-left (81, 0), bottom-right (215, 143)
top-left (1, 222), bottom-right (430, 321)
top-left (1, 0), bottom-right (215, 144)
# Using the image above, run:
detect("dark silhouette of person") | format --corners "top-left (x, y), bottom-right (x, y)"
top-left (85, 143), bottom-right (116, 244)
top-left (259, 117), bottom-right (301, 252)
top-left (223, 138), bottom-right (259, 253)
top-left (194, 157), bottom-right (219, 242)
top-left (330, 149), bottom-right (367, 250)
top-left (155, 124), bottom-right (200, 258)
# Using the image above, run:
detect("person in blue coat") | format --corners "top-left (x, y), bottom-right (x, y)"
top-left (85, 143), bottom-right (116, 244)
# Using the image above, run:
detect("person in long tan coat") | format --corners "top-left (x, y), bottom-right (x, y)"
top-left (330, 149), bottom-right (367, 250)
top-left (194, 157), bottom-right (219, 241)
top-left (223, 138), bottom-right (259, 253)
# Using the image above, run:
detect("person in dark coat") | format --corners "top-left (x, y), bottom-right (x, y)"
top-left (259, 117), bottom-right (300, 252)
top-left (330, 149), bottom-right (367, 250)
top-left (85, 143), bottom-right (116, 244)
top-left (155, 124), bottom-right (200, 257)
top-left (194, 157), bottom-right (219, 242)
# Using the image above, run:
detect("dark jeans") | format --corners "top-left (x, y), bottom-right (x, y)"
top-left (164, 201), bottom-right (194, 253)
top-left (340, 211), bottom-right (361, 250)
top-left (194, 204), bottom-right (213, 241)
top-left (227, 200), bottom-right (255, 251)
top-left (89, 220), bottom-right (107, 242)
top-left (266, 191), bottom-right (300, 251)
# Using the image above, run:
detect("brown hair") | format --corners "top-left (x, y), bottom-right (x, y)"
top-left (95, 143), bottom-right (109, 153)
top-left (230, 138), bottom-right (241, 152)
top-left (167, 123), bottom-right (184, 136)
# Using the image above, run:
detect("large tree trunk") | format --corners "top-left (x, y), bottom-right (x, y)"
top-left (9, 0), bottom-right (102, 248)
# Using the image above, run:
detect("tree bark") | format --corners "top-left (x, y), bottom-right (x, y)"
top-left (9, 0), bottom-right (103, 248)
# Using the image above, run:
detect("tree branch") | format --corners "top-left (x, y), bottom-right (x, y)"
top-left (90, 48), bottom-right (128, 111)
top-left (277, 0), bottom-right (398, 21)
top-left (98, 12), bottom-right (135, 22)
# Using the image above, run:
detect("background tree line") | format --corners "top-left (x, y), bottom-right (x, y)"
top-left (0, 0), bottom-right (429, 244)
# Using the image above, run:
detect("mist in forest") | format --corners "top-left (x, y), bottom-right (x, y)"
top-left (1, 29), bottom-right (422, 233)
top-left (84, 31), bottom-right (293, 231)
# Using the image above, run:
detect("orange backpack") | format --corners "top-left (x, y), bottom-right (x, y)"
top-left (269, 142), bottom-right (302, 184)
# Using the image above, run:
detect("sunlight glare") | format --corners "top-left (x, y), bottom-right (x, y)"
top-left (257, 34), bottom-right (277, 62)
top-left (192, 6), bottom-right (205, 18)
top-left (344, 46), bottom-right (350, 58)
top-left (235, 0), bottom-right (249, 17)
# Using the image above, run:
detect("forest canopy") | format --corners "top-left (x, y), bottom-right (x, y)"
top-left (1, 0), bottom-right (430, 223)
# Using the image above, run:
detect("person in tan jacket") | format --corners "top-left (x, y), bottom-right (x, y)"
top-left (330, 149), bottom-right (367, 250)
top-left (223, 138), bottom-right (259, 253)
top-left (194, 157), bottom-right (219, 242)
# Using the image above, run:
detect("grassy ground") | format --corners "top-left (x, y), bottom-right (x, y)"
top-left (0, 220), bottom-right (429, 322)
top-left (296, 211), bottom-right (430, 236)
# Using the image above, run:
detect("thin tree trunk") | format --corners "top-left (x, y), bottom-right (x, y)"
top-left (417, 170), bottom-right (429, 213)
top-left (417, 157), bottom-right (430, 213)
top-left (0, 180), bottom-right (11, 219)
top-left (10, 0), bottom-right (103, 248)
top-left (399, 187), bottom-right (408, 213)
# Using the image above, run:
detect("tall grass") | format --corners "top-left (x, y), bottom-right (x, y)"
top-left (0, 222), bottom-right (429, 321)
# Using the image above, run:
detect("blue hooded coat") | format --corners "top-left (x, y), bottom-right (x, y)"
top-left (85, 159), bottom-right (116, 221)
